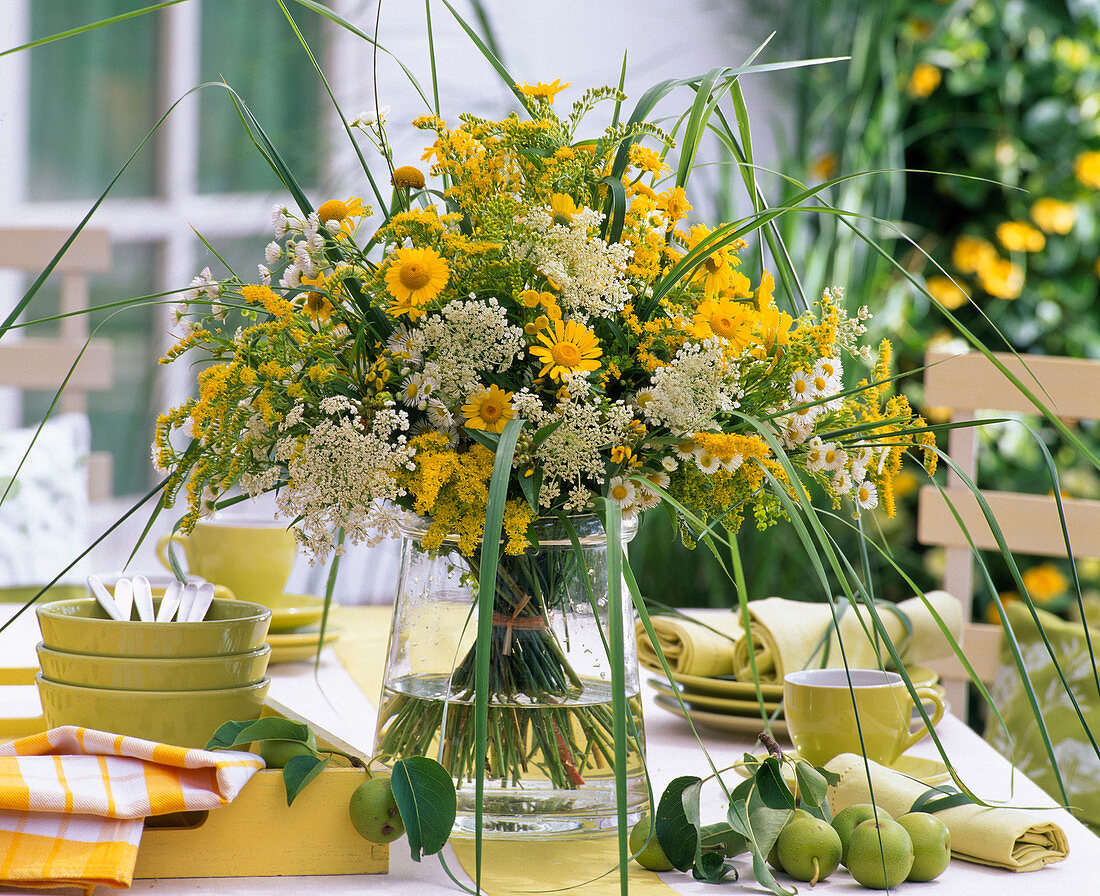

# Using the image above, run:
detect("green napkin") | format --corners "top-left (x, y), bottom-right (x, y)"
top-left (985, 602), bottom-right (1100, 834)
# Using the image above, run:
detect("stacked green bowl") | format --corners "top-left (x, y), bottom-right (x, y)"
top-left (35, 597), bottom-right (273, 748)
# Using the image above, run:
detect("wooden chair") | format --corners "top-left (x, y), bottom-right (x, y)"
top-left (917, 348), bottom-right (1100, 715)
top-left (0, 226), bottom-right (114, 500)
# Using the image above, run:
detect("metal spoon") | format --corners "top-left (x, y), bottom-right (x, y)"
top-left (132, 575), bottom-right (155, 622)
top-left (187, 582), bottom-right (216, 622)
top-left (156, 580), bottom-right (182, 622)
top-left (87, 575), bottom-right (125, 621)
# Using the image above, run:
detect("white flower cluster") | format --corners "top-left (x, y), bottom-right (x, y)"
top-left (272, 397), bottom-right (415, 559)
top-left (517, 206), bottom-right (632, 321)
top-left (775, 356), bottom-right (844, 448)
top-left (803, 434), bottom-right (878, 510)
top-left (415, 297), bottom-right (525, 400)
top-left (533, 397), bottom-right (632, 510)
top-left (644, 339), bottom-right (738, 436)
top-left (268, 205), bottom-right (329, 291)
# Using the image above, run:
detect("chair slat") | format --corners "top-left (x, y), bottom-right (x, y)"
top-left (924, 350), bottom-right (1100, 421)
top-left (917, 485), bottom-right (1100, 560)
top-left (0, 339), bottom-right (113, 391)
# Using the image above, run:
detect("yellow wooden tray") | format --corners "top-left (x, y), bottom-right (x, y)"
top-left (0, 676), bottom-right (389, 877)
top-left (138, 698), bottom-right (388, 878)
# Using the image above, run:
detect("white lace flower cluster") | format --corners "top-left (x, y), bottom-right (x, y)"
top-left (516, 206), bottom-right (632, 321)
top-left (267, 396), bottom-right (415, 559)
top-left (414, 297), bottom-right (526, 400)
top-left (643, 338), bottom-right (739, 436)
top-left (527, 393), bottom-right (633, 511)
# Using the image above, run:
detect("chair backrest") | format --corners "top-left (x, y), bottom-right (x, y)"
top-left (916, 349), bottom-right (1100, 712)
top-left (0, 227), bottom-right (114, 500)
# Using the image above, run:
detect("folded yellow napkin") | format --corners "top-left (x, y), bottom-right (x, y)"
top-left (0, 726), bottom-right (263, 893)
top-left (731, 591), bottom-right (962, 683)
top-left (636, 610), bottom-right (743, 677)
top-left (825, 752), bottom-right (1069, 872)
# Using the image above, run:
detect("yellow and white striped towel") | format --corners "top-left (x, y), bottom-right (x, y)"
top-left (0, 726), bottom-right (263, 893)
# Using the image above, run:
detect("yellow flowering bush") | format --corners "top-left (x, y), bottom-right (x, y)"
top-left (155, 82), bottom-right (932, 561)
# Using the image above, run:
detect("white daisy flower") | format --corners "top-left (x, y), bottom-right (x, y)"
top-left (634, 486), bottom-right (662, 511)
top-left (804, 436), bottom-right (826, 472)
top-left (607, 476), bottom-right (636, 507)
top-left (426, 399), bottom-right (454, 430)
top-left (814, 356), bottom-right (843, 384)
top-left (265, 241), bottom-right (282, 265)
top-left (398, 373), bottom-right (430, 409)
top-left (854, 479), bottom-right (878, 510)
top-left (661, 455), bottom-right (679, 472)
top-left (694, 451), bottom-right (721, 474)
top-left (257, 263), bottom-right (271, 286)
top-left (644, 470), bottom-right (671, 492)
top-left (832, 470), bottom-right (854, 496)
top-left (789, 370), bottom-right (812, 403)
top-left (674, 438), bottom-right (697, 461)
top-left (822, 442), bottom-right (847, 472)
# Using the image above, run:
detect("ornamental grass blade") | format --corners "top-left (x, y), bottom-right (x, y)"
top-left (604, 500), bottom-right (630, 896)
top-left (471, 416), bottom-right (523, 889)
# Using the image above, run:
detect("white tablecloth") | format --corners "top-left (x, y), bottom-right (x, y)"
top-left (3, 603), bottom-right (1098, 895)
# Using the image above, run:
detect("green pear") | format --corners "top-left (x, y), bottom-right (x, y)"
top-left (629, 815), bottom-right (674, 871)
top-left (831, 803), bottom-right (884, 867)
top-left (847, 818), bottom-right (914, 890)
top-left (898, 812), bottom-right (951, 882)
top-left (348, 775), bottom-right (406, 844)
top-left (776, 816), bottom-right (842, 886)
top-left (257, 729), bottom-right (318, 769)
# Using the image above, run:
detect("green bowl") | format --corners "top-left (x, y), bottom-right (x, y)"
top-left (0, 584), bottom-right (87, 604)
top-left (36, 598), bottom-right (271, 658)
top-left (36, 673), bottom-right (270, 748)
top-left (36, 642), bottom-right (272, 690)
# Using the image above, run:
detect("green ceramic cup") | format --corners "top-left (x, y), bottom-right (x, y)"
top-left (36, 673), bottom-right (270, 748)
top-left (36, 598), bottom-right (271, 658)
top-left (783, 668), bottom-right (946, 766)
top-left (36, 642), bottom-right (272, 690)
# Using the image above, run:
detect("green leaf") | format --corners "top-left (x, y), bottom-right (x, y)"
top-left (655, 775), bottom-right (701, 872)
top-left (755, 757), bottom-right (795, 811)
top-left (793, 759), bottom-right (836, 811)
top-left (699, 822), bottom-right (749, 858)
top-left (692, 850), bottom-right (737, 883)
top-left (282, 753), bottom-right (327, 805)
top-left (205, 720), bottom-right (256, 751)
top-left (207, 717), bottom-right (312, 750)
top-left (391, 756), bottom-right (458, 861)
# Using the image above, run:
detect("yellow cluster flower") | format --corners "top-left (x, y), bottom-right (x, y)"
top-left (1030, 197), bottom-right (1076, 235)
top-left (1074, 151), bottom-right (1100, 189)
top-left (995, 221), bottom-right (1045, 253)
top-left (906, 63), bottom-right (942, 99)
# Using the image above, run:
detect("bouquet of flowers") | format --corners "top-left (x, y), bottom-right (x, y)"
top-left (153, 81), bottom-right (934, 804)
top-left (155, 83), bottom-right (933, 557)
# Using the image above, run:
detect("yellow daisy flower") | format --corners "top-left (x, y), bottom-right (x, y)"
top-left (549, 192), bottom-right (579, 226)
top-left (384, 246), bottom-right (449, 320)
top-left (686, 224), bottom-right (744, 295)
top-left (656, 186), bottom-right (692, 226)
top-left (516, 79), bottom-right (570, 103)
top-left (391, 166), bottom-right (426, 189)
top-left (462, 384), bottom-right (515, 433)
top-left (317, 196), bottom-right (367, 237)
top-left (530, 319), bottom-right (602, 381)
top-left (691, 296), bottom-right (756, 350)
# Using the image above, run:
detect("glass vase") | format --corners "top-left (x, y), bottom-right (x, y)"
top-left (374, 513), bottom-right (647, 837)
